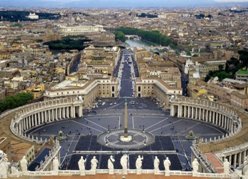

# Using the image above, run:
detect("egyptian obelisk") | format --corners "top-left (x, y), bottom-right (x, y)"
top-left (124, 100), bottom-right (128, 137)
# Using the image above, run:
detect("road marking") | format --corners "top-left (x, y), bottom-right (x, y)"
top-left (132, 116), bottom-right (135, 129)
top-left (60, 135), bottom-right (76, 166)
top-left (71, 120), bottom-right (103, 133)
top-left (145, 117), bottom-right (168, 130)
top-left (177, 123), bottom-right (200, 135)
top-left (28, 120), bottom-right (69, 134)
top-left (149, 119), bottom-right (182, 133)
top-left (118, 116), bottom-right (121, 129)
top-left (84, 118), bottom-right (107, 130)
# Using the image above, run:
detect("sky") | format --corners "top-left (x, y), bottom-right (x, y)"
top-left (0, 0), bottom-right (248, 8)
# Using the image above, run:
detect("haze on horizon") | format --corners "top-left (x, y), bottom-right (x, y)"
top-left (1, 0), bottom-right (248, 8)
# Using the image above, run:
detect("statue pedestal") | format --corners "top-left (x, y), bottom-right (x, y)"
top-left (165, 171), bottom-right (170, 176)
top-left (122, 169), bottom-right (127, 175)
top-left (120, 135), bottom-right (133, 142)
top-left (154, 169), bottom-right (159, 175)
top-left (136, 168), bottom-right (142, 175)
top-left (109, 169), bottom-right (114, 175)
top-left (79, 171), bottom-right (86, 176)
top-left (53, 170), bottom-right (58, 175)
top-left (192, 171), bottom-right (199, 177)
top-left (89, 170), bottom-right (96, 175)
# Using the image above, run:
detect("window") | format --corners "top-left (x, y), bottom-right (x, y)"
top-left (112, 86), bottom-right (115, 91)
top-left (138, 86), bottom-right (141, 91)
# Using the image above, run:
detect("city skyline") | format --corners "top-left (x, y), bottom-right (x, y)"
top-left (1, 0), bottom-right (248, 8)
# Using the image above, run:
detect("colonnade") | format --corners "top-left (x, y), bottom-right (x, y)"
top-left (170, 104), bottom-right (237, 133)
top-left (170, 97), bottom-right (243, 169)
top-left (10, 97), bottom-right (84, 143)
top-left (223, 150), bottom-right (248, 168)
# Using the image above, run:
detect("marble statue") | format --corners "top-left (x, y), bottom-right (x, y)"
top-left (154, 156), bottom-right (160, 174)
top-left (163, 157), bottom-right (171, 176)
top-left (136, 155), bottom-right (143, 174)
top-left (78, 156), bottom-right (86, 176)
top-left (10, 165), bottom-right (20, 177)
top-left (90, 156), bottom-right (98, 175)
top-left (0, 150), bottom-right (10, 178)
top-left (20, 156), bottom-right (28, 173)
top-left (192, 158), bottom-right (199, 176)
top-left (223, 158), bottom-right (230, 175)
top-left (120, 154), bottom-right (128, 175)
top-left (52, 156), bottom-right (59, 174)
top-left (108, 155), bottom-right (115, 174)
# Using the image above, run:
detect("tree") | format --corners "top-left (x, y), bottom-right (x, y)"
top-left (114, 31), bottom-right (126, 42)
top-left (238, 50), bottom-right (248, 69)
top-left (0, 92), bottom-right (33, 113)
top-left (218, 64), bottom-right (224, 71)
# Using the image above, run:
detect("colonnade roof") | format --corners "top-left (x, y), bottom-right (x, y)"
top-left (198, 103), bottom-right (248, 153)
top-left (0, 110), bottom-right (37, 162)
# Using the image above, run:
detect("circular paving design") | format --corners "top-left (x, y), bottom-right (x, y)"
top-left (97, 129), bottom-right (155, 149)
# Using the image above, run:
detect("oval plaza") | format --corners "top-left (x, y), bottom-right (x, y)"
top-left (1, 48), bottom-right (248, 179)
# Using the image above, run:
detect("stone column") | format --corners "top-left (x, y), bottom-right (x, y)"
top-left (58, 108), bottom-right (61, 120)
top-left (62, 107), bottom-right (65, 119)
top-left (33, 114), bottom-right (36, 126)
top-left (219, 114), bottom-right (222, 127)
top-left (209, 111), bottom-right (212, 123)
top-left (216, 113), bottom-right (219, 126)
top-left (23, 118), bottom-right (26, 131)
top-left (187, 106), bottom-right (190, 118)
top-left (191, 106), bottom-right (194, 119)
top-left (17, 123), bottom-right (20, 134)
top-left (195, 107), bottom-right (198, 120)
top-left (224, 116), bottom-right (228, 130)
top-left (222, 115), bottom-right (225, 128)
top-left (28, 116), bottom-right (31, 129)
top-left (220, 115), bottom-right (223, 128)
top-left (48, 110), bottom-right (51, 122)
top-left (199, 108), bottom-right (202, 120)
top-left (19, 120), bottom-right (23, 133)
top-left (45, 110), bottom-right (47, 123)
top-left (41, 111), bottom-right (44, 124)
top-left (170, 105), bottom-right (175, 116)
top-left (213, 112), bottom-right (216, 125)
top-left (66, 107), bottom-right (70, 118)
top-left (51, 109), bottom-right (54, 122)
top-left (79, 106), bottom-right (83, 117)
top-left (38, 112), bottom-right (41, 125)
top-left (230, 120), bottom-right (233, 133)
top-left (239, 152), bottom-right (242, 166)
top-left (183, 106), bottom-right (187, 118)
top-left (20, 121), bottom-right (23, 133)
top-left (55, 108), bottom-right (58, 120)
top-left (234, 154), bottom-right (237, 168)
top-left (226, 118), bottom-right (230, 132)
top-left (243, 151), bottom-right (246, 164)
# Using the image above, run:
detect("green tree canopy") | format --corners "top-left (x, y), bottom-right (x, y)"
top-left (0, 92), bottom-right (33, 113)
top-left (115, 27), bottom-right (177, 48)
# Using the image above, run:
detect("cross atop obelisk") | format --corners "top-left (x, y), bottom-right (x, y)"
top-left (124, 100), bottom-right (128, 137)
